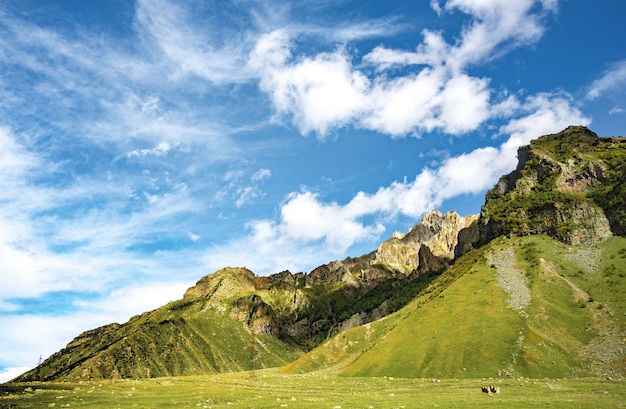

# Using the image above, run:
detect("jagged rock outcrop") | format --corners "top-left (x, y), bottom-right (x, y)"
top-left (373, 210), bottom-right (479, 273)
top-left (478, 126), bottom-right (624, 247)
top-left (176, 211), bottom-right (477, 347)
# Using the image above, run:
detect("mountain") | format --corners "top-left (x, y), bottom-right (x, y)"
top-left (284, 234), bottom-right (626, 379)
top-left (13, 210), bottom-right (474, 382)
top-left (284, 126), bottom-right (626, 379)
top-left (12, 126), bottom-right (626, 382)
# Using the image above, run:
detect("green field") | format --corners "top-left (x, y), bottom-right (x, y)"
top-left (2, 371), bottom-right (624, 408)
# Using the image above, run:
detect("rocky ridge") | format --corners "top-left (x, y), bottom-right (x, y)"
top-left (179, 209), bottom-right (477, 343)
top-left (372, 210), bottom-right (479, 272)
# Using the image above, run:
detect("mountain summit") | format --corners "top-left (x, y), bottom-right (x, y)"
top-left (478, 126), bottom-right (624, 245)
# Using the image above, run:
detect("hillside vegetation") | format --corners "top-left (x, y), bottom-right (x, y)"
top-left (285, 235), bottom-right (626, 379)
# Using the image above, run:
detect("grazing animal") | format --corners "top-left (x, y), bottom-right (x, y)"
top-left (481, 385), bottom-right (501, 394)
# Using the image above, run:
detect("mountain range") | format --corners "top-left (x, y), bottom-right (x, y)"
top-left (12, 126), bottom-right (626, 382)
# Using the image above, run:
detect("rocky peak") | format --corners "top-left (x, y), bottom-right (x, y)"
top-left (478, 126), bottom-right (624, 246)
top-left (183, 267), bottom-right (256, 300)
top-left (372, 210), bottom-right (479, 272)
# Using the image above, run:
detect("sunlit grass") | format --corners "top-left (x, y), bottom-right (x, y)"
top-left (2, 371), bottom-right (625, 409)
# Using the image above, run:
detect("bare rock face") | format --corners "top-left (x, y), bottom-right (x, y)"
top-left (479, 126), bottom-right (623, 247)
top-left (372, 210), bottom-right (479, 272)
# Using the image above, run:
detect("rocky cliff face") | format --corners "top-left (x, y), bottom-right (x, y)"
top-left (161, 210), bottom-right (480, 349)
top-left (373, 210), bottom-right (479, 272)
top-left (478, 126), bottom-right (624, 247)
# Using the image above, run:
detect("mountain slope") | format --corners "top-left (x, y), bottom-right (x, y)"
top-left (284, 235), bottom-right (626, 379)
top-left (284, 126), bottom-right (626, 379)
top-left (14, 275), bottom-right (304, 382)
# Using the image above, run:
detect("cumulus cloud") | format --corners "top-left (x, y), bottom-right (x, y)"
top-left (249, 0), bottom-right (556, 138)
top-left (250, 34), bottom-right (369, 135)
top-left (249, 32), bottom-right (491, 137)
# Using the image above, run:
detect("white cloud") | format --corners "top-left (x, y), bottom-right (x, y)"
top-left (134, 0), bottom-right (253, 83)
top-left (587, 59), bottom-right (626, 100)
top-left (251, 168), bottom-right (272, 182)
top-left (235, 186), bottom-right (261, 208)
top-left (187, 232), bottom-right (201, 242)
top-left (250, 1), bottom-right (556, 138)
top-left (441, 0), bottom-right (554, 69)
top-left (0, 127), bottom-right (204, 308)
top-left (250, 34), bottom-right (492, 137)
top-left (128, 141), bottom-right (176, 159)
top-left (0, 126), bottom-right (40, 177)
top-left (278, 191), bottom-right (386, 252)
top-left (0, 367), bottom-right (32, 383)
top-left (73, 281), bottom-right (189, 320)
top-left (251, 37), bottom-right (369, 135)
top-left (218, 168), bottom-right (273, 208)
top-left (0, 314), bottom-right (101, 370)
top-left (500, 94), bottom-right (590, 147)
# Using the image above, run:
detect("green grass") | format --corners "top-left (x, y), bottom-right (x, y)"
top-left (2, 372), bottom-right (625, 408)
top-left (19, 296), bottom-right (304, 382)
top-left (285, 236), bottom-right (626, 380)
top-left (338, 243), bottom-right (523, 379)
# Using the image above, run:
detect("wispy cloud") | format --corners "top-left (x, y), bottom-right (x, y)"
top-left (587, 59), bottom-right (626, 100)
top-left (0, 127), bottom-right (204, 304)
top-left (133, 0), bottom-right (255, 83)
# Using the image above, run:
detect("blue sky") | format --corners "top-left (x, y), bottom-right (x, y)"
top-left (1, 0), bottom-right (625, 380)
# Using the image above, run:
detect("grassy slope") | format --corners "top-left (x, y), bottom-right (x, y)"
top-left (21, 295), bottom-right (303, 382)
top-left (285, 236), bottom-right (626, 379)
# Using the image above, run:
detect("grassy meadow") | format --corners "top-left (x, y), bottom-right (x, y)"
top-left (2, 371), bottom-right (625, 409)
